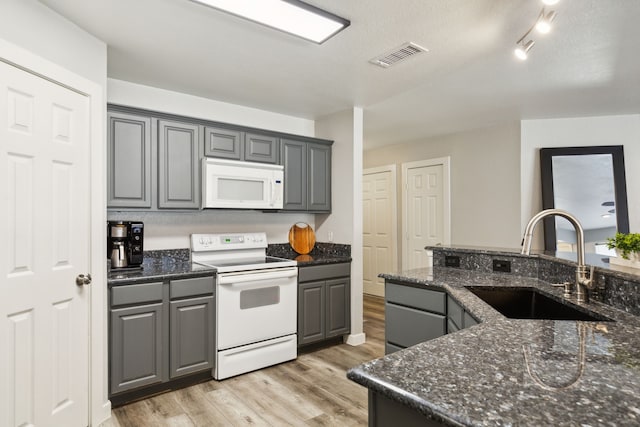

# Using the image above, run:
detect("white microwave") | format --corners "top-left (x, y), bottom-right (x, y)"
top-left (202, 158), bottom-right (284, 209)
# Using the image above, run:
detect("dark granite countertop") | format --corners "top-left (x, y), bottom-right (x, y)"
top-left (107, 249), bottom-right (216, 286)
top-left (268, 242), bottom-right (351, 266)
top-left (348, 266), bottom-right (640, 426)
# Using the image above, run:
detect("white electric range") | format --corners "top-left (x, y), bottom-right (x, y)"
top-left (191, 232), bottom-right (298, 380)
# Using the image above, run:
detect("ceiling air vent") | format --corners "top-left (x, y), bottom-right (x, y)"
top-left (369, 42), bottom-right (428, 68)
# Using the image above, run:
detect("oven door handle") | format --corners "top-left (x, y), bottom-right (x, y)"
top-left (217, 268), bottom-right (297, 285)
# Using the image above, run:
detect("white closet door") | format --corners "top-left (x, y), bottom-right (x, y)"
top-left (0, 60), bottom-right (90, 427)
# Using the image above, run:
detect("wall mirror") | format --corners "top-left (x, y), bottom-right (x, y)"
top-left (540, 146), bottom-right (629, 254)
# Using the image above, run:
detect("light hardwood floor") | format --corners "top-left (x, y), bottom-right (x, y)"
top-left (105, 295), bottom-right (385, 427)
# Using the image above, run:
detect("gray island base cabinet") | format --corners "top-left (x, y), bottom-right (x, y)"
top-left (298, 263), bottom-right (350, 346)
top-left (385, 280), bottom-right (478, 354)
top-left (109, 275), bottom-right (215, 404)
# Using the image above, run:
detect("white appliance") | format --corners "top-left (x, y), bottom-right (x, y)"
top-left (191, 232), bottom-right (298, 380)
top-left (202, 158), bottom-right (284, 209)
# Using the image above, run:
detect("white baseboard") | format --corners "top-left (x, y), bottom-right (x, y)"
top-left (344, 332), bottom-right (366, 346)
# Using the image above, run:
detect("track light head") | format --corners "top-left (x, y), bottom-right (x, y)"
top-left (536, 10), bottom-right (557, 34)
top-left (515, 40), bottom-right (535, 60)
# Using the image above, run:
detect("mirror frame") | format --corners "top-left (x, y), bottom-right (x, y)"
top-left (540, 145), bottom-right (629, 251)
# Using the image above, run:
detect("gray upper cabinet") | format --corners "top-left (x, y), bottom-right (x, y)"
top-left (281, 139), bottom-right (307, 211)
top-left (280, 139), bottom-right (332, 212)
top-left (107, 112), bottom-right (152, 208)
top-left (158, 120), bottom-right (201, 209)
top-left (307, 143), bottom-right (331, 212)
top-left (204, 126), bottom-right (243, 160)
top-left (244, 133), bottom-right (279, 164)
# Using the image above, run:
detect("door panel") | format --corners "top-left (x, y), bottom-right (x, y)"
top-left (405, 164), bottom-right (444, 270)
top-left (0, 61), bottom-right (90, 426)
top-left (363, 168), bottom-right (396, 296)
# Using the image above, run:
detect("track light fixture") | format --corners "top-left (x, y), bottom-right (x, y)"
top-left (514, 1), bottom-right (560, 60)
top-left (515, 40), bottom-right (535, 60)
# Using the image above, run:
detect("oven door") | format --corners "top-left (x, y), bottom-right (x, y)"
top-left (217, 267), bottom-right (297, 350)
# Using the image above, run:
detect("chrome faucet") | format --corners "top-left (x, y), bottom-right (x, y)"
top-left (521, 209), bottom-right (595, 303)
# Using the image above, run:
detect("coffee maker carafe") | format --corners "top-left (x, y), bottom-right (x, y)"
top-left (107, 221), bottom-right (144, 270)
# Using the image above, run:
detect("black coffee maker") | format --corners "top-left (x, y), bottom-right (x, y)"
top-left (107, 221), bottom-right (144, 269)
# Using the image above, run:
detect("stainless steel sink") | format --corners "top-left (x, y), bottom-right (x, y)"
top-left (465, 287), bottom-right (611, 321)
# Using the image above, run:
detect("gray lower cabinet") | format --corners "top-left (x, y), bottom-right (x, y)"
top-left (169, 295), bottom-right (214, 378)
top-left (107, 111), bottom-right (152, 208)
top-left (110, 281), bottom-right (166, 395)
top-left (385, 281), bottom-right (446, 354)
top-left (298, 263), bottom-right (350, 346)
top-left (280, 139), bottom-right (332, 212)
top-left (385, 281), bottom-right (481, 355)
top-left (158, 120), bottom-right (201, 209)
top-left (369, 391), bottom-right (447, 427)
top-left (447, 294), bottom-right (479, 333)
top-left (109, 275), bottom-right (214, 398)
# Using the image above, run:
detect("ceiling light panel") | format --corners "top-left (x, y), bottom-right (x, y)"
top-left (190, 0), bottom-right (350, 43)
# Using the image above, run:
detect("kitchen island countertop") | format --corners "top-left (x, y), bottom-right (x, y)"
top-left (347, 266), bottom-right (640, 426)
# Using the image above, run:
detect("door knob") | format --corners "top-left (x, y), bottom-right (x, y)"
top-left (76, 273), bottom-right (92, 286)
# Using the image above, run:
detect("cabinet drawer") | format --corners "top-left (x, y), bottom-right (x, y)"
top-left (385, 303), bottom-right (446, 348)
top-left (447, 295), bottom-right (464, 329)
top-left (298, 263), bottom-right (350, 283)
top-left (111, 281), bottom-right (163, 307)
top-left (170, 276), bottom-right (214, 299)
top-left (386, 282), bottom-right (446, 314)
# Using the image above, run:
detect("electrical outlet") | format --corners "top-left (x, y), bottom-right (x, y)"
top-left (328, 231), bottom-right (334, 242)
top-left (493, 259), bottom-right (511, 273)
top-left (445, 255), bottom-right (460, 268)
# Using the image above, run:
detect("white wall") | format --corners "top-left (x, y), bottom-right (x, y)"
top-left (315, 107), bottom-right (365, 346)
top-left (108, 79), bottom-right (315, 137)
top-left (364, 122), bottom-right (522, 258)
top-left (108, 210), bottom-right (314, 250)
top-left (0, 0), bottom-right (106, 86)
top-left (521, 114), bottom-right (640, 249)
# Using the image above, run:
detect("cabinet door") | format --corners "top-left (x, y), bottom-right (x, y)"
top-left (325, 278), bottom-right (350, 338)
top-left (307, 143), bottom-right (331, 212)
top-left (298, 281), bottom-right (325, 345)
top-left (158, 120), bottom-right (201, 209)
top-left (110, 303), bottom-right (166, 395)
top-left (281, 139), bottom-right (307, 210)
top-left (170, 296), bottom-right (215, 378)
top-left (244, 133), bottom-right (279, 164)
top-left (107, 112), bottom-right (152, 208)
top-left (204, 126), bottom-right (242, 160)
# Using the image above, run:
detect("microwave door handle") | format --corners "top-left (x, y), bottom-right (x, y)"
top-left (270, 180), bottom-right (275, 207)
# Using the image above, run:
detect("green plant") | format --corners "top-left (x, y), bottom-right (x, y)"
top-left (606, 232), bottom-right (640, 260)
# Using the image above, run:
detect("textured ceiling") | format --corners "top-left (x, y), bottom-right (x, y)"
top-left (39, 0), bottom-right (640, 149)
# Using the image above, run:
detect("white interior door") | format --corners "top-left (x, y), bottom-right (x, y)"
top-left (363, 166), bottom-right (397, 297)
top-left (0, 60), bottom-right (90, 426)
top-left (402, 158), bottom-right (450, 270)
